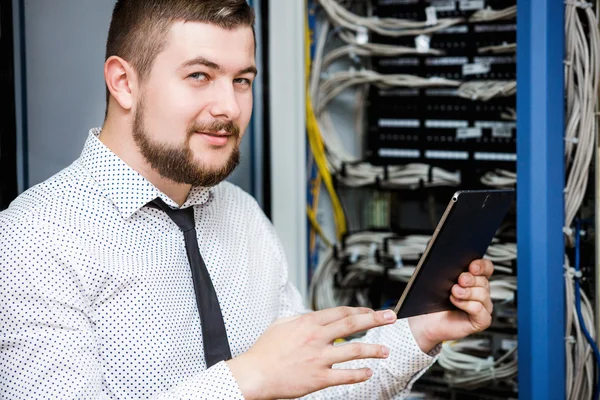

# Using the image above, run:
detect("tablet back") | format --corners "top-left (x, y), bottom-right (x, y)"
top-left (394, 189), bottom-right (514, 319)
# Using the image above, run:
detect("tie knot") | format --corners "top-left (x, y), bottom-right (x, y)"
top-left (148, 198), bottom-right (195, 232)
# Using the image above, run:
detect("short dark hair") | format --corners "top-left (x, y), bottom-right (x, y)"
top-left (104, 0), bottom-right (255, 109)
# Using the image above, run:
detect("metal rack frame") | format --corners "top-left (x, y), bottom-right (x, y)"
top-left (516, 1), bottom-right (565, 398)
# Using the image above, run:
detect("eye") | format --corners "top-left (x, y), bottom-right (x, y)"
top-left (234, 78), bottom-right (252, 86)
top-left (188, 72), bottom-right (208, 81)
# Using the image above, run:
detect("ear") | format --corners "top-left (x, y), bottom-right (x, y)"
top-left (104, 56), bottom-right (138, 111)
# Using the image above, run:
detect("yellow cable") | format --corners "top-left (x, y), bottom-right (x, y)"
top-left (304, 11), bottom-right (347, 240)
top-left (306, 16), bottom-right (324, 255)
top-left (306, 84), bottom-right (346, 240)
top-left (306, 205), bottom-right (333, 248)
top-left (309, 171), bottom-right (322, 254)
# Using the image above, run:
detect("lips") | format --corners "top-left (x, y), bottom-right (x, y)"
top-left (197, 131), bottom-right (231, 137)
top-left (196, 131), bottom-right (232, 147)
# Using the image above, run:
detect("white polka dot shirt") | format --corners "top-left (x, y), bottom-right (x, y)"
top-left (0, 128), bottom-right (439, 399)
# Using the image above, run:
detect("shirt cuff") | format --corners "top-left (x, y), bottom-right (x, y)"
top-left (402, 318), bottom-right (442, 360)
top-left (395, 318), bottom-right (441, 397)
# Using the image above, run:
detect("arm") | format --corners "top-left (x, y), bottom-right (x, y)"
top-left (225, 210), bottom-right (491, 400)
top-left (286, 259), bottom-right (497, 400)
top-left (225, 216), bottom-right (398, 399)
top-left (0, 217), bottom-right (244, 400)
top-left (279, 280), bottom-right (440, 400)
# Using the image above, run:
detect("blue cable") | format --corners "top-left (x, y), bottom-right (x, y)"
top-left (574, 219), bottom-right (600, 400)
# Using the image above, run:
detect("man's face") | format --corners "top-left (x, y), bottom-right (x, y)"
top-left (132, 22), bottom-right (256, 187)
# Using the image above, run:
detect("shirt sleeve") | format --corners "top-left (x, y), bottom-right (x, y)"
top-left (0, 216), bottom-right (244, 400)
top-left (274, 235), bottom-right (440, 400)
top-left (303, 319), bottom-right (441, 400)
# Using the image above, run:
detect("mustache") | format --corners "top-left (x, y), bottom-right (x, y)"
top-left (189, 120), bottom-right (240, 137)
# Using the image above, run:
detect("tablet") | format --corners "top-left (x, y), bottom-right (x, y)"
top-left (393, 189), bottom-right (515, 319)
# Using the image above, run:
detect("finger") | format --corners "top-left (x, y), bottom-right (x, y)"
top-left (450, 296), bottom-right (493, 331)
top-left (325, 310), bottom-right (397, 341)
top-left (458, 272), bottom-right (490, 291)
top-left (452, 285), bottom-right (493, 314)
top-left (469, 259), bottom-right (494, 278)
top-left (325, 368), bottom-right (374, 387)
top-left (308, 306), bottom-right (374, 326)
top-left (327, 342), bottom-right (389, 365)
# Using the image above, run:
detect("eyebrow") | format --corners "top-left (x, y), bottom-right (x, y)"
top-left (180, 56), bottom-right (258, 77)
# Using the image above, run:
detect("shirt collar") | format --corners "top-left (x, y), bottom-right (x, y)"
top-left (79, 128), bottom-right (213, 219)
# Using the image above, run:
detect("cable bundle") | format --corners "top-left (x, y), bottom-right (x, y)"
top-left (478, 42), bottom-right (517, 54)
top-left (316, 69), bottom-right (460, 114)
top-left (480, 169), bottom-right (517, 188)
top-left (305, 10), bottom-right (463, 239)
top-left (562, 3), bottom-right (600, 399)
top-left (565, 255), bottom-right (598, 400)
top-left (456, 80), bottom-right (516, 102)
top-left (309, 231), bottom-right (395, 310)
top-left (468, 5), bottom-right (517, 22)
top-left (309, 9), bottom-right (520, 194)
top-left (564, 1), bottom-right (600, 238)
top-left (306, 2), bottom-right (526, 394)
top-left (322, 30), bottom-right (445, 70)
top-left (319, 0), bottom-right (463, 37)
top-left (335, 162), bottom-right (461, 188)
top-left (306, 16), bottom-right (348, 241)
top-left (309, 232), bottom-right (517, 311)
top-left (485, 240), bottom-right (517, 266)
top-left (438, 338), bottom-right (518, 389)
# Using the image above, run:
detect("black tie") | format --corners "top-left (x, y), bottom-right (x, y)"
top-left (148, 198), bottom-right (232, 367)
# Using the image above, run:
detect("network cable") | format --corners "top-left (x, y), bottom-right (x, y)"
top-left (309, 232), bottom-right (517, 311)
top-left (575, 220), bottom-right (600, 400)
top-left (319, 0), bottom-right (464, 37)
top-left (563, 2), bottom-right (600, 398)
top-left (468, 5), bottom-right (517, 22)
top-left (307, 1), bottom-right (522, 394)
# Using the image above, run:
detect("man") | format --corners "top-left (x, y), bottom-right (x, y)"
top-left (0, 1), bottom-right (495, 399)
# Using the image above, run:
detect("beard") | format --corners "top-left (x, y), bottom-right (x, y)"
top-left (132, 99), bottom-right (241, 187)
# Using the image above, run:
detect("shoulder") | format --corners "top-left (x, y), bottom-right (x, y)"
top-left (0, 161), bottom-right (90, 246)
top-left (209, 181), bottom-right (280, 236)
top-left (210, 180), bottom-right (264, 216)
top-left (210, 181), bottom-right (286, 258)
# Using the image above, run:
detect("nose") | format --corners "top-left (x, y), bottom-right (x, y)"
top-left (209, 80), bottom-right (241, 121)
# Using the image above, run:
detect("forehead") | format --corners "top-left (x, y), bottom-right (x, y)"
top-left (159, 21), bottom-right (255, 70)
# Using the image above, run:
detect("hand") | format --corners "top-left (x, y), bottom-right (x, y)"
top-left (226, 306), bottom-right (398, 400)
top-left (408, 259), bottom-right (494, 353)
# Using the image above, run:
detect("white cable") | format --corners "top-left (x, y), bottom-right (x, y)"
top-left (563, 5), bottom-right (600, 395)
top-left (481, 169), bottom-right (517, 188)
top-left (316, 72), bottom-right (514, 187)
top-left (312, 6), bottom-right (519, 191)
top-left (310, 233), bottom-right (517, 310)
top-left (316, 69), bottom-right (460, 114)
top-left (501, 107), bottom-right (517, 121)
top-left (319, 0), bottom-right (464, 37)
top-left (565, 258), bottom-right (596, 400)
top-left (456, 80), bottom-right (516, 102)
top-left (489, 277), bottom-right (517, 303)
top-left (309, 12), bottom-right (462, 189)
top-left (564, 2), bottom-right (600, 240)
top-left (478, 42), bottom-right (516, 54)
top-left (308, 0), bottom-right (531, 393)
top-left (468, 5), bottom-right (517, 22)
top-left (310, 22), bottom-right (463, 188)
top-left (322, 30), bottom-right (444, 70)
top-left (438, 338), bottom-right (518, 389)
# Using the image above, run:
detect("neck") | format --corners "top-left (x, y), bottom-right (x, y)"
top-left (99, 113), bottom-right (191, 206)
